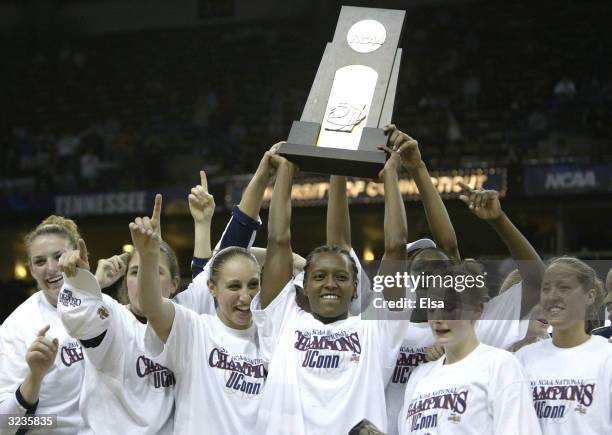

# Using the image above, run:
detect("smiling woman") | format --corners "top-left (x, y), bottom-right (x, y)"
top-left (132, 194), bottom-right (268, 435)
top-left (207, 246), bottom-right (261, 329)
top-left (25, 216), bottom-right (82, 306)
top-left (0, 215), bottom-right (86, 434)
top-left (250, 128), bottom-right (429, 435)
top-left (516, 257), bottom-right (612, 435)
top-left (539, 257), bottom-right (605, 335)
top-left (301, 245), bottom-right (359, 323)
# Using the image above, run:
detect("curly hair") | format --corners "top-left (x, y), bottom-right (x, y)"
top-left (25, 215), bottom-right (81, 259)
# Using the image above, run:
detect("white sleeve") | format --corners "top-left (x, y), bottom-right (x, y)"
top-left (77, 296), bottom-right (127, 375)
top-left (490, 353), bottom-right (542, 435)
top-left (251, 279), bottom-right (300, 360)
top-left (0, 324), bottom-right (27, 397)
top-left (0, 392), bottom-right (30, 435)
top-left (375, 319), bottom-right (412, 373)
top-left (173, 266), bottom-right (215, 315)
top-left (144, 302), bottom-right (200, 374)
top-left (57, 269), bottom-right (111, 341)
top-left (477, 282), bottom-right (528, 349)
top-left (604, 352), bottom-right (612, 426)
top-left (0, 322), bottom-right (32, 435)
top-left (58, 270), bottom-right (123, 372)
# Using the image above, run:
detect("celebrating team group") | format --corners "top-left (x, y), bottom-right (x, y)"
top-left (1, 126), bottom-right (611, 435)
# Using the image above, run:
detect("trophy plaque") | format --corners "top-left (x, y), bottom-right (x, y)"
top-left (279, 6), bottom-right (406, 179)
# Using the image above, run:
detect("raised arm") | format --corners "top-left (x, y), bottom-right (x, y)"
top-left (390, 125), bottom-right (460, 260)
top-left (208, 144), bottom-right (282, 256)
top-left (189, 170), bottom-right (215, 278)
top-left (239, 142), bottom-right (283, 220)
top-left (260, 155), bottom-right (295, 308)
top-left (326, 176), bottom-right (351, 250)
top-left (380, 132), bottom-right (408, 261)
top-left (130, 194), bottom-right (175, 342)
top-left (379, 132), bottom-right (408, 305)
top-left (459, 183), bottom-right (545, 317)
top-left (58, 240), bottom-right (129, 372)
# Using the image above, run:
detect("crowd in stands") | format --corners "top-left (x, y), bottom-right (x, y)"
top-left (2, 1), bottom-right (611, 194)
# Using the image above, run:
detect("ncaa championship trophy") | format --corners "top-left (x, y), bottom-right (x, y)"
top-left (279, 6), bottom-right (406, 179)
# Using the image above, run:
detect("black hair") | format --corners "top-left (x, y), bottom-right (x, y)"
top-left (303, 245), bottom-right (359, 289)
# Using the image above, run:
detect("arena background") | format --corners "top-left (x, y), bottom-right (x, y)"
top-left (2, 0), bottom-right (611, 321)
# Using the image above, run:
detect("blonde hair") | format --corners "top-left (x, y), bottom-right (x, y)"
top-left (547, 257), bottom-right (605, 319)
top-left (24, 215), bottom-right (81, 259)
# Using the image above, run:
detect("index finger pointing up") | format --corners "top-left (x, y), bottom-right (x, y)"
top-left (37, 324), bottom-right (51, 337)
top-left (200, 170), bottom-right (208, 191)
top-left (152, 194), bottom-right (162, 222)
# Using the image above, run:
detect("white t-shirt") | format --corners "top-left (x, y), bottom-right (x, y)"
top-left (145, 303), bottom-right (265, 435)
top-left (251, 279), bottom-right (408, 435)
top-left (59, 290), bottom-right (175, 435)
top-left (385, 322), bottom-right (434, 435)
top-left (398, 343), bottom-right (541, 435)
top-left (477, 282), bottom-right (529, 350)
top-left (0, 292), bottom-right (84, 434)
top-left (385, 282), bottom-right (530, 435)
top-left (516, 335), bottom-right (612, 435)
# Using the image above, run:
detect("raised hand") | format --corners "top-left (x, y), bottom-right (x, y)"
top-left (26, 325), bottom-right (59, 379)
top-left (95, 252), bottom-right (130, 288)
top-left (377, 142), bottom-right (401, 179)
top-left (189, 170), bottom-right (215, 223)
top-left (255, 142), bottom-right (286, 184)
top-left (268, 151), bottom-right (291, 171)
top-left (58, 239), bottom-right (90, 277)
top-left (458, 181), bottom-right (502, 220)
top-left (384, 124), bottom-right (422, 171)
top-left (129, 194), bottom-right (163, 256)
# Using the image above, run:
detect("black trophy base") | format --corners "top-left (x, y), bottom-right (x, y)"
top-left (278, 121), bottom-right (388, 179)
top-left (279, 143), bottom-right (386, 179)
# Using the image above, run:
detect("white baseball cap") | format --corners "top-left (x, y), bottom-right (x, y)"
top-left (58, 268), bottom-right (111, 340)
top-left (406, 238), bottom-right (437, 253)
